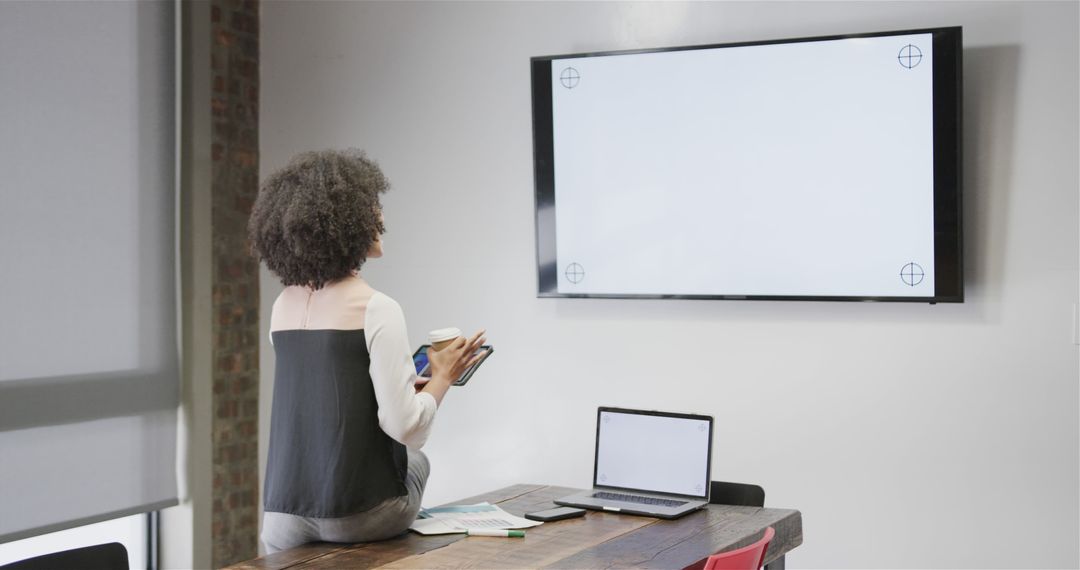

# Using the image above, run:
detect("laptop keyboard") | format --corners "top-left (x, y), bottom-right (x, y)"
top-left (592, 491), bottom-right (688, 508)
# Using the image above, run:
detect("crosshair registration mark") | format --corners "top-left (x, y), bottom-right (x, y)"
top-left (565, 262), bottom-right (585, 284)
top-left (898, 44), bottom-right (922, 68)
top-left (560, 67), bottom-right (580, 89)
top-left (900, 262), bottom-right (925, 286)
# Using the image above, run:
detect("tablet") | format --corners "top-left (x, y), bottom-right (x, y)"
top-left (412, 345), bottom-right (493, 386)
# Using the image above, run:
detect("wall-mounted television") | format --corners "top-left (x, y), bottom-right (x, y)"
top-left (531, 27), bottom-right (962, 303)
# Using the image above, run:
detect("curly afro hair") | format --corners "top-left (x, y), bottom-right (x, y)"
top-left (248, 149), bottom-right (388, 289)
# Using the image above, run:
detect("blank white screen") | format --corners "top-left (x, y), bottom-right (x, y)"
top-left (595, 411), bottom-right (711, 497)
top-left (551, 33), bottom-right (935, 297)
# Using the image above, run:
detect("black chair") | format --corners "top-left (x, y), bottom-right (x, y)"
top-left (709, 480), bottom-right (765, 507)
top-left (0, 542), bottom-right (128, 570)
top-left (708, 482), bottom-right (787, 569)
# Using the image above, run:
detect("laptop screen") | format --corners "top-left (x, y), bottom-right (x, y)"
top-left (594, 408), bottom-right (712, 498)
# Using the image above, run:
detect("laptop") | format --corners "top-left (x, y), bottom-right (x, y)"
top-left (555, 407), bottom-right (713, 519)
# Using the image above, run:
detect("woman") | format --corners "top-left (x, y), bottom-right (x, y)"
top-left (248, 149), bottom-right (485, 553)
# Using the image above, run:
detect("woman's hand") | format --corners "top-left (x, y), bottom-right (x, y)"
top-left (419, 330), bottom-right (486, 405)
top-left (427, 329), bottom-right (487, 386)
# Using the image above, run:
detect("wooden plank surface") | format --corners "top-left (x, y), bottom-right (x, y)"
top-left (545, 505), bottom-right (802, 569)
top-left (226, 484), bottom-right (803, 570)
top-left (380, 486), bottom-right (655, 569)
top-left (224, 542), bottom-right (347, 570)
top-left (223, 484), bottom-right (546, 570)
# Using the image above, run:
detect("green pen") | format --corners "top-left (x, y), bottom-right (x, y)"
top-left (467, 529), bottom-right (525, 538)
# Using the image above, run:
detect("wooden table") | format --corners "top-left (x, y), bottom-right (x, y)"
top-left (227, 484), bottom-right (803, 569)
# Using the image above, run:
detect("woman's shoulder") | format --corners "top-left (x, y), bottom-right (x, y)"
top-left (362, 288), bottom-right (408, 343)
top-left (340, 272), bottom-right (390, 304)
top-left (271, 275), bottom-right (391, 331)
top-left (271, 285), bottom-right (309, 313)
top-left (365, 288), bottom-right (402, 316)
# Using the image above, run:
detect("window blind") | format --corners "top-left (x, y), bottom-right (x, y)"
top-left (0, 0), bottom-right (179, 543)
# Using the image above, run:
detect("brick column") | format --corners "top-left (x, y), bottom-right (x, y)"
top-left (209, 0), bottom-right (260, 567)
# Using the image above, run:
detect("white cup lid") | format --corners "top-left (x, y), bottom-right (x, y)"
top-left (428, 327), bottom-right (462, 343)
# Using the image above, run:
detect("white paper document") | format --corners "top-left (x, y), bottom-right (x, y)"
top-left (408, 502), bottom-right (543, 535)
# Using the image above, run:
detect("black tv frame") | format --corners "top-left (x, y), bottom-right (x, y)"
top-left (531, 27), bottom-right (963, 303)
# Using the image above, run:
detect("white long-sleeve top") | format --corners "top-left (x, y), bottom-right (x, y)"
top-left (270, 275), bottom-right (437, 450)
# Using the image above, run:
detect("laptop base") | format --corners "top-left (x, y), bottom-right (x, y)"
top-left (554, 493), bottom-right (707, 520)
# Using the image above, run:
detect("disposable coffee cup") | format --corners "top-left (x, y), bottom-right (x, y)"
top-left (428, 328), bottom-right (462, 351)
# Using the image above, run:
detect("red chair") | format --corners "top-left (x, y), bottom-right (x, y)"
top-left (703, 526), bottom-right (775, 570)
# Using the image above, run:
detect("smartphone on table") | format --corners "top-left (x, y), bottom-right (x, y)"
top-left (412, 344), bottom-right (493, 386)
top-left (524, 506), bottom-right (587, 522)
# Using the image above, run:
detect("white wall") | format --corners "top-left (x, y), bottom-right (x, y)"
top-left (259, 2), bottom-right (1079, 567)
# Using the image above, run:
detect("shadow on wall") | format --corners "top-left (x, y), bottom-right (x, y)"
top-left (962, 45), bottom-right (1020, 320)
